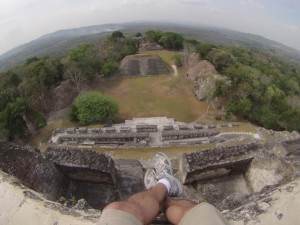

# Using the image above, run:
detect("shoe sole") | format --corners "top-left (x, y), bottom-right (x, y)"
top-left (144, 169), bottom-right (157, 189)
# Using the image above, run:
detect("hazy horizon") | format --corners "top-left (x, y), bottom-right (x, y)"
top-left (1, 0), bottom-right (300, 55)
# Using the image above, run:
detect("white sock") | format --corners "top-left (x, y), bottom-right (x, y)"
top-left (158, 178), bottom-right (171, 193)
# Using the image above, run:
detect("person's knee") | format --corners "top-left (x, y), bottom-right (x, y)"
top-left (104, 201), bottom-right (145, 224)
top-left (104, 201), bottom-right (129, 211)
top-left (199, 202), bottom-right (215, 209)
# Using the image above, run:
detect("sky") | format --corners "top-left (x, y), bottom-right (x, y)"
top-left (1, 0), bottom-right (300, 55)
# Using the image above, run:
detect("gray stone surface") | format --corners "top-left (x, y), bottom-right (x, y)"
top-left (0, 141), bottom-right (68, 201)
top-left (180, 142), bottom-right (260, 184)
top-left (282, 137), bottom-right (300, 156)
top-left (246, 153), bottom-right (294, 193)
top-left (114, 159), bottom-right (145, 199)
top-left (0, 170), bottom-right (100, 225)
top-left (45, 147), bottom-right (116, 185)
top-left (119, 55), bottom-right (171, 76)
top-left (0, 143), bottom-right (148, 210)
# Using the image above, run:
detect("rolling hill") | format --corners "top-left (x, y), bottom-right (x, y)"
top-left (1, 22), bottom-right (300, 72)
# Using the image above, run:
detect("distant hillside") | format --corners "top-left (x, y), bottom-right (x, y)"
top-left (0, 24), bottom-right (121, 72)
top-left (1, 22), bottom-right (300, 72)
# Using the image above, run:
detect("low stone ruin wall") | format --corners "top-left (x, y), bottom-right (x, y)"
top-left (45, 147), bottom-right (116, 184)
top-left (162, 129), bottom-right (219, 141)
top-left (56, 132), bottom-right (150, 146)
top-left (0, 142), bottom-right (145, 209)
top-left (136, 124), bottom-right (158, 132)
top-left (0, 142), bottom-right (67, 201)
top-left (180, 142), bottom-right (260, 184)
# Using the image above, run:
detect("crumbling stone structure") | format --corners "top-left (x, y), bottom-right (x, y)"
top-left (161, 129), bottom-right (219, 141)
top-left (282, 137), bottom-right (300, 156)
top-left (136, 124), bottom-right (158, 132)
top-left (0, 142), bottom-right (144, 209)
top-left (180, 142), bottom-right (260, 184)
top-left (56, 132), bottom-right (150, 146)
top-left (0, 142), bottom-right (67, 200)
top-left (50, 118), bottom-right (242, 147)
top-left (119, 55), bottom-right (171, 76)
top-left (1, 127), bottom-right (300, 225)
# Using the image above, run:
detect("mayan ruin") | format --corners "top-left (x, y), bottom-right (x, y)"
top-left (1, 14), bottom-right (300, 224)
top-left (49, 117), bottom-right (249, 148)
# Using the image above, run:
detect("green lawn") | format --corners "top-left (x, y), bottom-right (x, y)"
top-left (93, 75), bottom-right (217, 122)
top-left (144, 50), bottom-right (181, 65)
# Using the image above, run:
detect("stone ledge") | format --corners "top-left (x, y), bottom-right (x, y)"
top-left (180, 142), bottom-right (260, 184)
top-left (45, 147), bottom-right (116, 185)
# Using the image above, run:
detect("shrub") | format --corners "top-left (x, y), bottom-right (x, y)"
top-left (102, 61), bottom-right (119, 77)
top-left (33, 112), bottom-right (47, 129)
top-left (72, 92), bottom-right (118, 124)
top-left (68, 105), bottom-right (79, 122)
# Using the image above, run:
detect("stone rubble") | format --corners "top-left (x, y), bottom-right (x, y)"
top-left (0, 118), bottom-right (300, 225)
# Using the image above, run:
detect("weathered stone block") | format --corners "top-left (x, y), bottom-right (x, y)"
top-left (282, 137), bottom-right (300, 156)
top-left (180, 142), bottom-right (259, 184)
top-left (119, 55), bottom-right (171, 76)
top-left (245, 153), bottom-right (294, 193)
top-left (114, 159), bottom-right (145, 199)
top-left (67, 181), bottom-right (116, 209)
top-left (45, 147), bottom-right (116, 185)
top-left (0, 142), bottom-right (68, 200)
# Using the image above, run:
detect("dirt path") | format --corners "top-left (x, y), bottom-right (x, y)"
top-left (171, 64), bottom-right (178, 76)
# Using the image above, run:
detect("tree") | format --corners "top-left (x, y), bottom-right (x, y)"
top-left (64, 62), bottom-right (85, 91)
top-left (71, 92), bottom-right (119, 124)
top-left (196, 43), bottom-right (216, 59)
top-left (145, 30), bottom-right (162, 43)
top-left (158, 32), bottom-right (184, 50)
top-left (135, 32), bottom-right (142, 38)
top-left (277, 110), bottom-right (300, 131)
top-left (196, 74), bottom-right (231, 114)
top-left (208, 49), bottom-right (235, 72)
top-left (111, 31), bottom-right (124, 40)
top-left (67, 45), bottom-right (89, 62)
top-left (102, 60), bottom-right (119, 77)
top-left (0, 97), bottom-right (28, 139)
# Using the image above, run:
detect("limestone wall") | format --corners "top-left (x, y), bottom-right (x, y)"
top-left (180, 142), bottom-right (260, 184)
top-left (0, 171), bottom-right (99, 225)
top-left (0, 141), bottom-right (68, 201)
top-left (0, 142), bottom-right (145, 209)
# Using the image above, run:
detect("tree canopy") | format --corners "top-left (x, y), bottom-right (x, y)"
top-left (70, 92), bottom-right (119, 124)
top-left (1, 29), bottom-right (300, 138)
top-left (145, 30), bottom-right (184, 50)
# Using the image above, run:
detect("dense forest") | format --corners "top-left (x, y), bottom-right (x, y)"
top-left (0, 32), bottom-right (139, 140)
top-left (0, 30), bottom-right (300, 140)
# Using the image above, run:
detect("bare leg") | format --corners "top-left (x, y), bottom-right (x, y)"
top-left (104, 183), bottom-right (168, 225)
top-left (163, 198), bottom-right (197, 225)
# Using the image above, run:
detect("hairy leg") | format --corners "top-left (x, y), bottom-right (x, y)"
top-left (163, 198), bottom-right (197, 225)
top-left (104, 183), bottom-right (168, 225)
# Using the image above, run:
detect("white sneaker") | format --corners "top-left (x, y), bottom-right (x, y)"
top-left (153, 152), bottom-right (183, 197)
top-left (153, 152), bottom-right (173, 179)
top-left (144, 169), bottom-right (157, 190)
